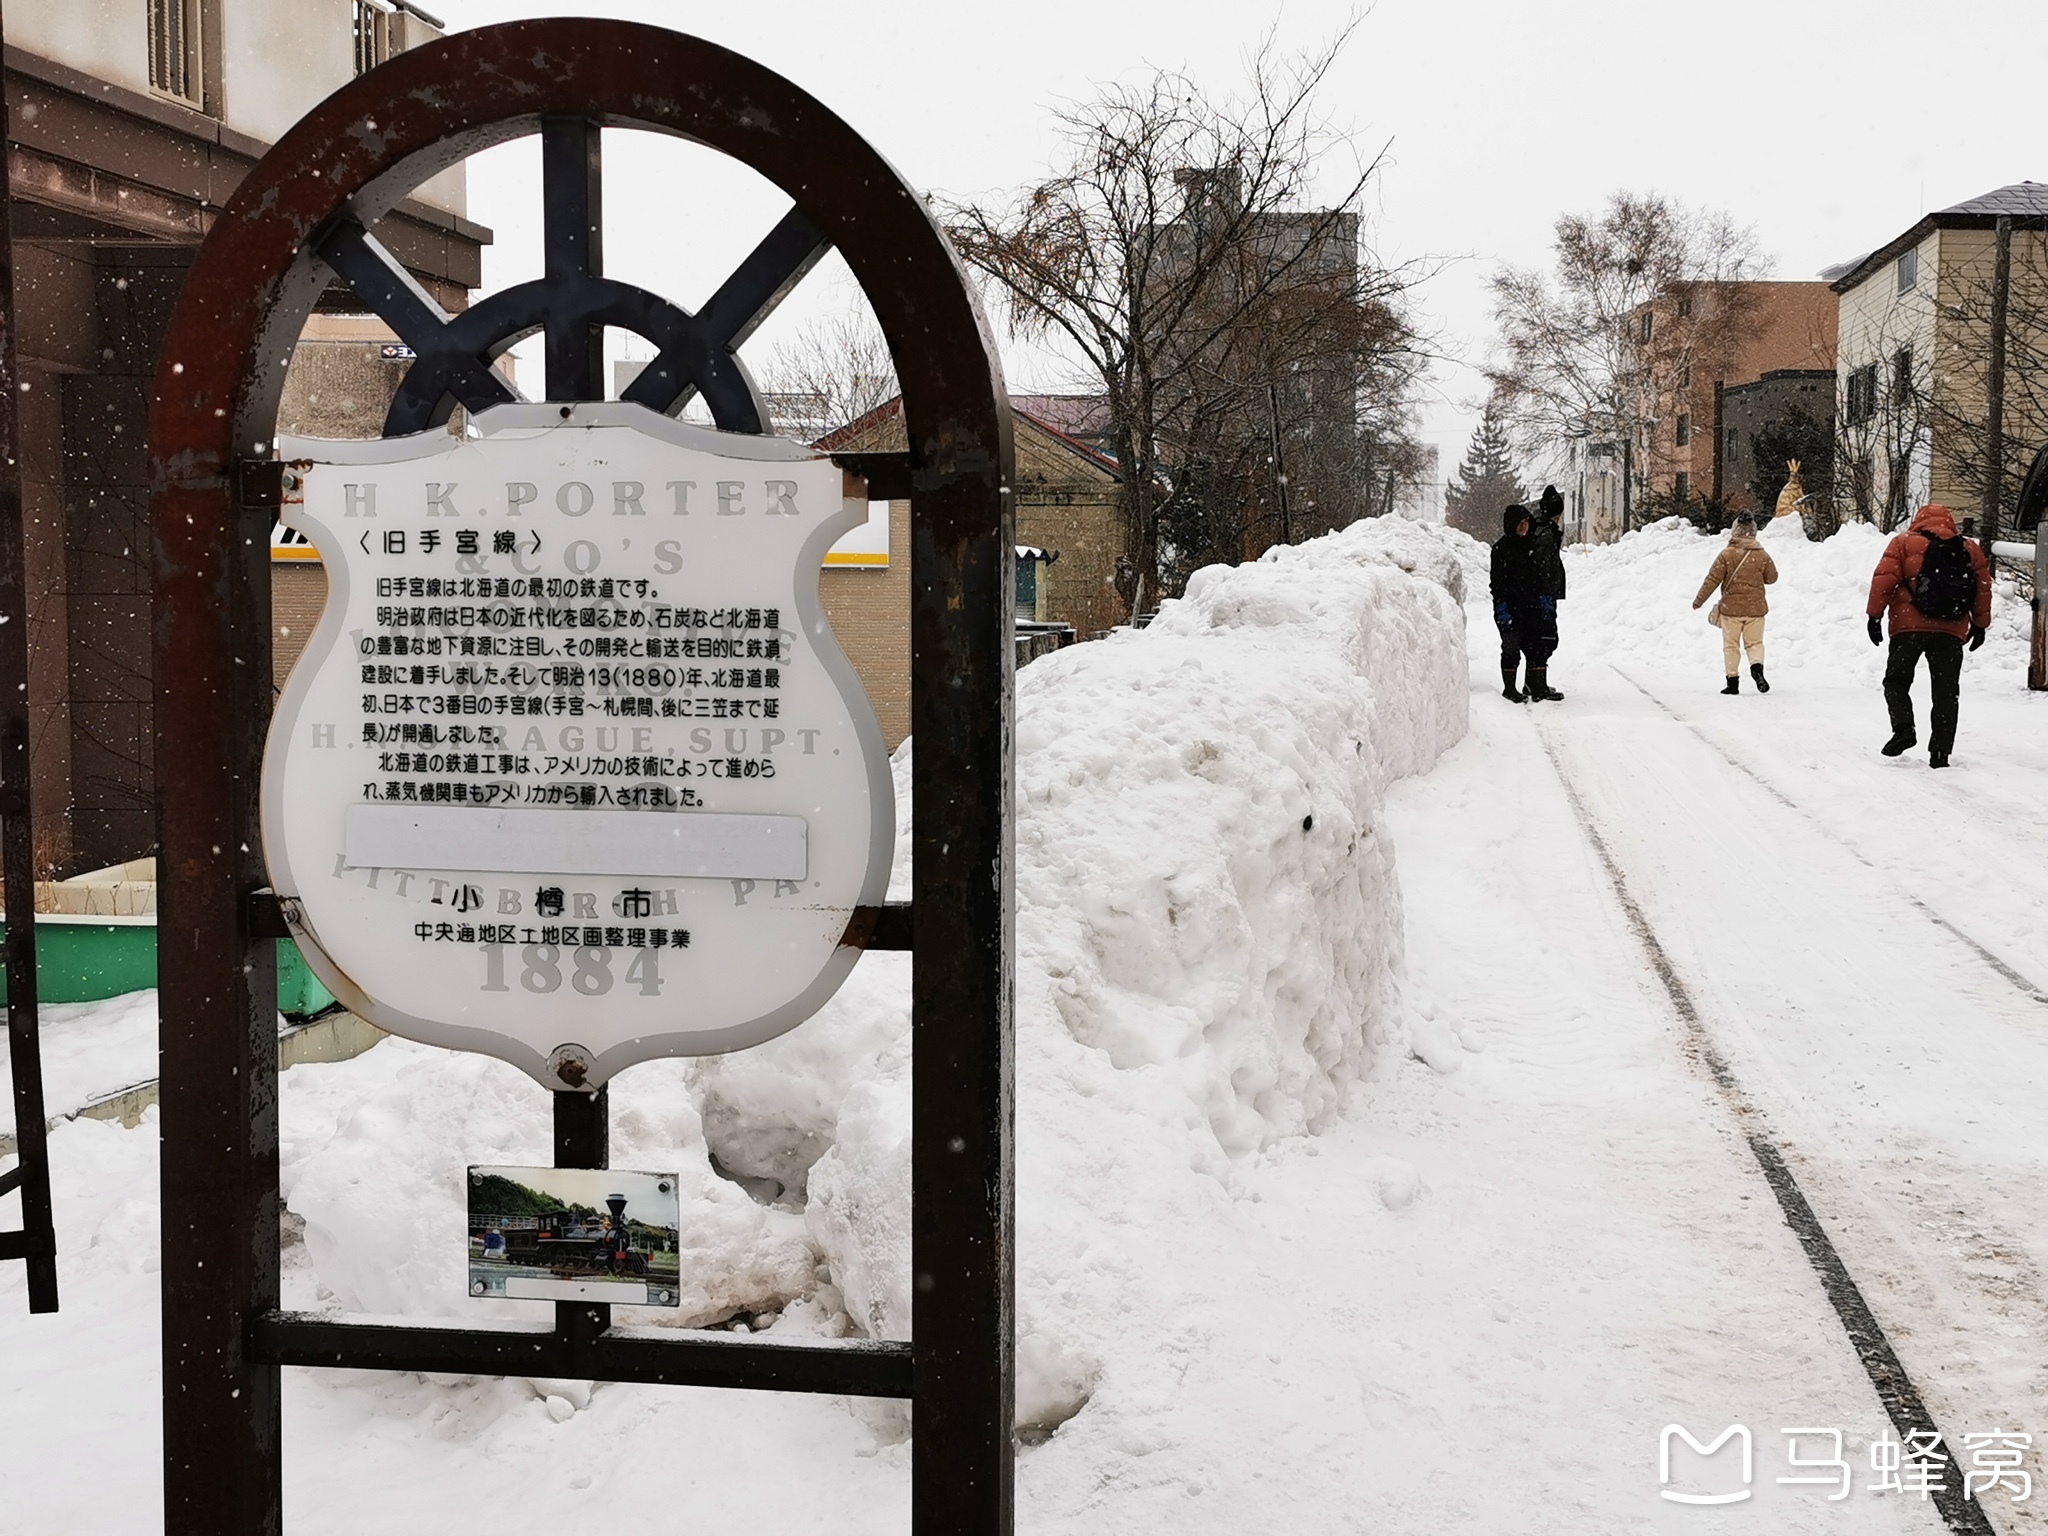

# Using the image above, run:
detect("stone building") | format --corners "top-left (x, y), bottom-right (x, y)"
top-left (1716, 369), bottom-right (1835, 515)
top-left (7, 0), bottom-right (485, 874)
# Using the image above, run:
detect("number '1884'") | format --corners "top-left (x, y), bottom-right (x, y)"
top-left (480, 943), bottom-right (664, 997)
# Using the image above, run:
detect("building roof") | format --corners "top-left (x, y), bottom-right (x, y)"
top-left (1824, 181), bottom-right (2048, 293)
top-left (1007, 393), bottom-right (1113, 442)
top-left (813, 395), bottom-right (1122, 482)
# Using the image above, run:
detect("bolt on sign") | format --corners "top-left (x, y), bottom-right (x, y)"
top-left (262, 402), bottom-right (893, 1090)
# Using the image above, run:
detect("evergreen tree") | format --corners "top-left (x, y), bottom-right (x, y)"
top-left (1444, 406), bottom-right (1528, 541)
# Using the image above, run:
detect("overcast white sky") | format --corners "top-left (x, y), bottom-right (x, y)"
top-left (428, 0), bottom-right (2048, 481)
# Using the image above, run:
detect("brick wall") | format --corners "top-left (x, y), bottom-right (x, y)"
top-left (272, 563), bottom-right (328, 690)
top-left (818, 498), bottom-right (911, 750)
top-left (1017, 491), bottom-right (1122, 637)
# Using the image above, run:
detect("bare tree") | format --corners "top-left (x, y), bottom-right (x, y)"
top-left (755, 303), bottom-right (900, 443)
top-left (1487, 192), bottom-right (1763, 509)
top-left (1835, 305), bottom-right (1931, 532)
top-left (944, 23), bottom-right (1426, 605)
top-left (1918, 228), bottom-right (2048, 534)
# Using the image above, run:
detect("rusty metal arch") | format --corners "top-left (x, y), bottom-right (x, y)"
top-left (150, 21), bottom-right (1014, 1534)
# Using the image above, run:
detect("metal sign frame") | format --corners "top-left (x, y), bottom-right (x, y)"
top-left (149, 21), bottom-right (1014, 1533)
top-left (0, 3), bottom-right (59, 1308)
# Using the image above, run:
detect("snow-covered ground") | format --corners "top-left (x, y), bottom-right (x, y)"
top-left (0, 989), bottom-right (159, 1133)
top-left (4, 512), bottom-right (2043, 1532)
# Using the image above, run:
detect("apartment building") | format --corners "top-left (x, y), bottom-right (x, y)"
top-left (1629, 280), bottom-right (1837, 510)
top-left (1825, 181), bottom-right (2048, 531)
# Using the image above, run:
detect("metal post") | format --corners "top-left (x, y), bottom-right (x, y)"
top-left (1984, 215), bottom-right (2012, 559)
top-left (554, 1088), bottom-right (609, 1346)
top-left (0, 0), bottom-right (61, 1313)
top-left (540, 116), bottom-right (604, 403)
top-left (1622, 435), bottom-right (1633, 535)
top-left (158, 451), bottom-right (283, 1535)
top-left (2032, 520), bottom-right (2047, 691)
top-left (1266, 382), bottom-right (1290, 550)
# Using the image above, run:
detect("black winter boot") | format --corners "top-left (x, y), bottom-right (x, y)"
top-left (1881, 731), bottom-right (1917, 757)
top-left (1750, 663), bottom-right (1769, 693)
top-left (1500, 663), bottom-right (1525, 703)
top-left (1930, 749), bottom-right (1950, 768)
top-left (1526, 666), bottom-right (1564, 702)
top-left (1721, 676), bottom-right (1739, 695)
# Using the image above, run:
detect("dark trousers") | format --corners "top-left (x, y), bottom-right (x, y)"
top-left (1498, 603), bottom-right (1556, 670)
top-left (1884, 632), bottom-right (1964, 752)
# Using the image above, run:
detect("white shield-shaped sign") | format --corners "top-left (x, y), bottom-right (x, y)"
top-left (263, 403), bottom-right (893, 1089)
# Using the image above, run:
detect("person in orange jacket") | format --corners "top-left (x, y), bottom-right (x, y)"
top-left (1865, 504), bottom-right (1993, 768)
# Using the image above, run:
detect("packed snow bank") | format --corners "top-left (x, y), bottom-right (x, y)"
top-left (785, 518), bottom-right (1472, 1424)
top-left (1555, 516), bottom-right (2032, 686)
top-left (263, 517), bottom-right (1473, 1456)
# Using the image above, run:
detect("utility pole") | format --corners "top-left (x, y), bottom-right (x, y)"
top-left (1266, 382), bottom-right (1291, 549)
top-left (1621, 434), bottom-right (1633, 535)
top-left (1983, 214), bottom-right (2012, 562)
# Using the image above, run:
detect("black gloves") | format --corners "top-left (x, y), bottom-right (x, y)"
top-left (1867, 616), bottom-right (1883, 646)
top-left (1969, 624), bottom-right (1986, 651)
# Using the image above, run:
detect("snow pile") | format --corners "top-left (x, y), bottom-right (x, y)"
top-left (780, 516), bottom-right (1471, 1427)
top-left (231, 514), bottom-right (1472, 1459)
top-left (1556, 516), bottom-right (2032, 686)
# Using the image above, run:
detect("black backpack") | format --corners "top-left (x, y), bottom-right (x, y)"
top-left (1912, 532), bottom-right (1977, 621)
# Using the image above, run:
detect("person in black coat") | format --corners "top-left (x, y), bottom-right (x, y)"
top-left (1517, 485), bottom-right (1567, 700)
top-left (1490, 505), bottom-right (1550, 702)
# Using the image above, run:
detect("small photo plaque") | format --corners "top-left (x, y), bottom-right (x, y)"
top-left (467, 1164), bottom-right (681, 1306)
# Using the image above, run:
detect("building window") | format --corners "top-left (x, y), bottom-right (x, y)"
top-left (1845, 364), bottom-right (1879, 427)
top-left (1676, 291), bottom-right (1694, 320)
top-left (1725, 426), bottom-right (1739, 456)
top-left (1674, 414), bottom-right (1691, 447)
top-left (355, 0), bottom-right (394, 75)
top-left (1893, 346), bottom-right (1914, 400)
top-left (1896, 247), bottom-right (1919, 295)
top-left (148, 0), bottom-right (203, 105)
top-left (1675, 471), bottom-right (1690, 501)
top-left (1639, 311), bottom-right (1654, 343)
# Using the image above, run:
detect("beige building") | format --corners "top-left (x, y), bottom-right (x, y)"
top-left (1826, 181), bottom-right (2048, 530)
top-left (7, 0), bottom-right (484, 873)
top-left (817, 397), bottom-right (1122, 750)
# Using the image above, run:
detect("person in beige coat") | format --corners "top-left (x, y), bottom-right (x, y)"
top-left (1690, 511), bottom-right (1779, 694)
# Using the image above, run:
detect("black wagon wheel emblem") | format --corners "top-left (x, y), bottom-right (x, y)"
top-left (313, 116), bottom-right (829, 437)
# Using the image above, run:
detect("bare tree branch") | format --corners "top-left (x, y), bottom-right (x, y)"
top-left (940, 21), bottom-right (1428, 598)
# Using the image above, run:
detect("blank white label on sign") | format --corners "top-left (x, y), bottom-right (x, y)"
top-left (344, 806), bottom-right (808, 880)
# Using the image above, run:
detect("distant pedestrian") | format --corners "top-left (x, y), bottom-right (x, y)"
top-left (1691, 511), bottom-right (1778, 694)
top-left (1521, 484), bottom-right (1568, 700)
top-left (1490, 505), bottom-right (1547, 702)
top-left (1866, 503), bottom-right (1991, 767)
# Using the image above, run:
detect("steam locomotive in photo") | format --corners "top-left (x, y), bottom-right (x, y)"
top-left (495, 1192), bottom-right (651, 1277)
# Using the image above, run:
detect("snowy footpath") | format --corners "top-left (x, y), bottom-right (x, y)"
top-left (3, 514), bottom-right (2044, 1533)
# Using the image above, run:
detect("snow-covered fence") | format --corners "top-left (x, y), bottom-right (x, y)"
top-left (1990, 525), bottom-right (2047, 688)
